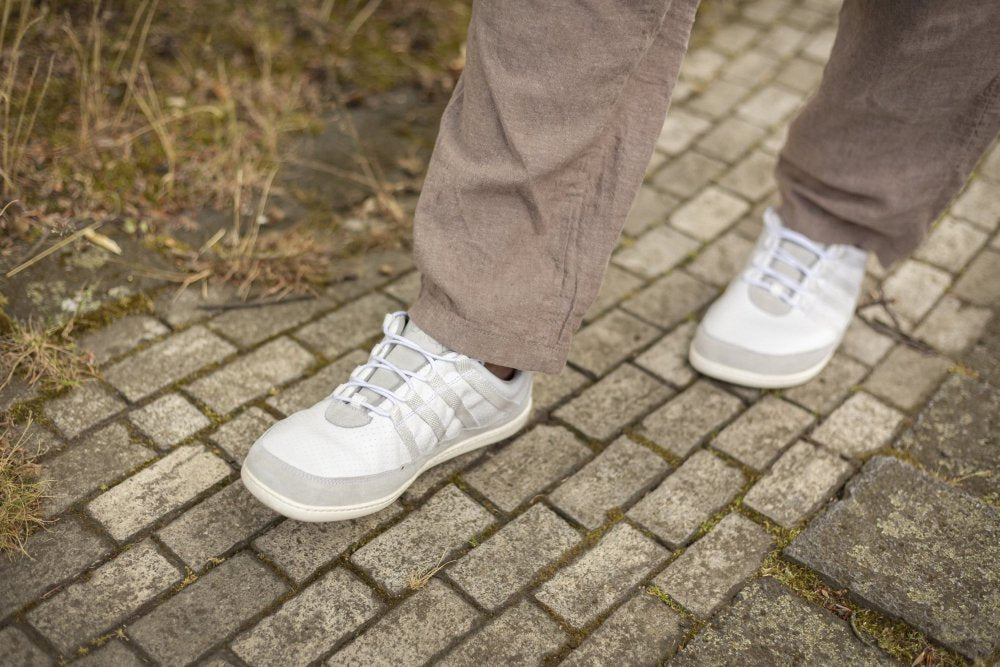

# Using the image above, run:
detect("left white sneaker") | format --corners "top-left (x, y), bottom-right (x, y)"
top-left (689, 208), bottom-right (867, 388)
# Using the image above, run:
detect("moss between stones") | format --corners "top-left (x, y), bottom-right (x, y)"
top-left (757, 554), bottom-right (968, 666)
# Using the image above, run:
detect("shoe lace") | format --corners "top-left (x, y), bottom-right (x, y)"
top-left (743, 224), bottom-right (830, 307)
top-left (331, 311), bottom-right (456, 419)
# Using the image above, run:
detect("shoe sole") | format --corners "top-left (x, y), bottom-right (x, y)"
top-left (241, 399), bottom-right (533, 522)
top-left (688, 345), bottom-right (833, 389)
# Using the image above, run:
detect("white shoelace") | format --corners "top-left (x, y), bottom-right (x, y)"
top-left (743, 225), bottom-right (830, 307)
top-left (332, 311), bottom-right (457, 419)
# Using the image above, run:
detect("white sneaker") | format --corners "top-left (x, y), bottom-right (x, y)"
top-left (242, 311), bottom-right (532, 521)
top-left (689, 208), bottom-right (867, 388)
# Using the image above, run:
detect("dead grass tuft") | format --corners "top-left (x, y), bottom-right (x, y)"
top-left (0, 315), bottom-right (96, 393)
top-left (0, 416), bottom-right (51, 556)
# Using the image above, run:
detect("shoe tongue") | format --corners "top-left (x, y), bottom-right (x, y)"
top-left (749, 231), bottom-right (823, 315)
top-left (325, 316), bottom-right (447, 427)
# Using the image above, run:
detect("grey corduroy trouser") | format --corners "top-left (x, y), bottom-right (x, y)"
top-left (409, 0), bottom-right (1000, 373)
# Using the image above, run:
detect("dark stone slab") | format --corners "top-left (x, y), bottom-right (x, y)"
top-left (673, 578), bottom-right (894, 666)
top-left (899, 374), bottom-right (1000, 498)
top-left (785, 456), bottom-right (1000, 660)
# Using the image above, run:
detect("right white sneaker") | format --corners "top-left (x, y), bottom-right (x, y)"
top-left (242, 311), bottom-right (532, 522)
top-left (689, 208), bottom-right (868, 388)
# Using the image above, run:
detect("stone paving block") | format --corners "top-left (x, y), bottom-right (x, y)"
top-left (657, 108), bottom-right (712, 156)
top-left (864, 345), bottom-right (952, 410)
top-left (350, 484), bottom-right (494, 594)
top-left (130, 393), bottom-right (210, 448)
top-left (186, 336), bottom-right (314, 415)
top-left (653, 513), bottom-right (772, 618)
top-left (686, 232), bottom-right (754, 287)
top-left (738, 84), bottom-right (804, 128)
top-left (915, 295), bottom-right (992, 355)
top-left (209, 407), bottom-right (275, 464)
top-left (628, 450), bottom-right (745, 547)
top-left (440, 601), bottom-right (566, 666)
top-left (207, 296), bottom-right (331, 348)
top-left (584, 264), bottom-right (644, 321)
top-left (722, 50), bottom-right (780, 87)
top-left (810, 392), bottom-right (903, 458)
top-left (129, 552), bottom-right (286, 667)
top-left (42, 423), bottom-right (155, 516)
top-left (554, 365), bottom-right (673, 441)
top-left (952, 248), bottom-right (1000, 306)
top-left (613, 225), bottom-right (699, 279)
top-left (568, 309), bottom-right (661, 377)
top-left (915, 216), bottom-right (989, 273)
top-left (775, 57), bottom-right (824, 92)
top-left (28, 539), bottom-right (180, 652)
top-left (321, 249), bottom-right (414, 303)
top-left (743, 0), bottom-right (791, 23)
top-left (671, 186), bottom-right (750, 241)
top-left (563, 592), bottom-right (686, 666)
top-left (159, 481), bottom-right (277, 568)
top-left (464, 425), bottom-right (592, 513)
top-left (964, 311), bottom-right (1000, 388)
top-left (89, 444), bottom-right (231, 540)
top-left (266, 349), bottom-right (367, 416)
top-left (624, 188), bottom-right (679, 238)
top-left (841, 316), bottom-right (894, 366)
top-left (712, 396), bottom-right (813, 470)
top-left (550, 437), bottom-right (670, 528)
top-left (535, 523), bottom-right (668, 629)
top-left (104, 326), bottom-right (236, 402)
top-left (75, 639), bottom-right (144, 666)
top-left (231, 568), bottom-right (383, 667)
top-left (679, 47), bottom-right (727, 83)
top-left (623, 270), bottom-right (717, 330)
top-left (45, 381), bottom-right (125, 439)
top-left (952, 179), bottom-right (1000, 231)
top-left (899, 374), bottom-right (1000, 497)
top-left (672, 578), bottom-right (895, 666)
top-left (744, 441), bottom-right (852, 527)
top-left (633, 320), bottom-right (698, 386)
top-left (401, 450), bottom-right (482, 503)
top-left (78, 315), bottom-right (169, 365)
top-left (448, 504), bottom-right (579, 610)
top-left (639, 380), bottom-right (744, 458)
top-left (760, 124), bottom-right (789, 155)
top-left (294, 293), bottom-right (398, 358)
top-left (696, 117), bottom-right (767, 162)
top-left (0, 626), bottom-right (48, 666)
top-left (383, 270), bottom-right (422, 305)
top-left (327, 580), bottom-right (478, 666)
top-left (532, 366), bottom-right (589, 414)
top-left (784, 354), bottom-right (868, 415)
top-left (881, 259), bottom-right (951, 326)
top-left (253, 503), bottom-right (402, 583)
top-left (651, 151), bottom-right (726, 199)
top-left (759, 22), bottom-right (807, 57)
top-left (802, 26), bottom-right (836, 62)
top-left (688, 79), bottom-right (751, 119)
top-left (718, 150), bottom-right (777, 201)
top-left (710, 23), bottom-right (759, 55)
top-left (0, 514), bottom-right (110, 619)
top-left (785, 457), bottom-right (1000, 660)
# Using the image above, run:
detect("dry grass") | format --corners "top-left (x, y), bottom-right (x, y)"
top-left (0, 313), bottom-right (96, 393)
top-left (1, 0), bottom-right (469, 293)
top-left (0, 415), bottom-right (51, 556)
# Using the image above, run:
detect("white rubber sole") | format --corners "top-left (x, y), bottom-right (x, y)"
top-left (241, 399), bottom-right (533, 522)
top-left (688, 346), bottom-right (834, 389)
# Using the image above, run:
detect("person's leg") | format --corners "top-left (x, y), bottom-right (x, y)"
top-left (410, 0), bottom-right (700, 374)
top-left (691, 0), bottom-right (1000, 389)
top-left (777, 0), bottom-right (1000, 266)
top-left (243, 0), bottom-right (701, 521)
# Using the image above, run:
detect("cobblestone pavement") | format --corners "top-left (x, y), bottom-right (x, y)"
top-left (4, 0), bottom-right (1000, 664)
